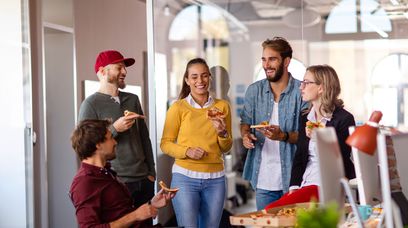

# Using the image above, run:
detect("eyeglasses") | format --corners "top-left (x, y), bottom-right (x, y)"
top-left (300, 80), bottom-right (318, 87)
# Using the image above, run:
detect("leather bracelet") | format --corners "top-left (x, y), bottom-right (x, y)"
top-left (283, 132), bottom-right (289, 141)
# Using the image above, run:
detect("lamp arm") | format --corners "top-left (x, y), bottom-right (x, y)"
top-left (340, 177), bottom-right (364, 228)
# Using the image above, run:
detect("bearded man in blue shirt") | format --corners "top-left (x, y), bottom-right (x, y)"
top-left (240, 37), bottom-right (308, 210)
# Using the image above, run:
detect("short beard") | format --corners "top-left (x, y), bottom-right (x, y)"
top-left (108, 75), bottom-right (126, 89)
top-left (118, 82), bottom-right (126, 89)
top-left (266, 61), bottom-right (284, 83)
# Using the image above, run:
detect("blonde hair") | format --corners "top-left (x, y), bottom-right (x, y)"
top-left (306, 65), bottom-right (344, 117)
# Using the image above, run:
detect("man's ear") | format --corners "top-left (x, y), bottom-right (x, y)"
top-left (100, 66), bottom-right (107, 74)
top-left (96, 67), bottom-right (105, 78)
top-left (284, 57), bottom-right (291, 68)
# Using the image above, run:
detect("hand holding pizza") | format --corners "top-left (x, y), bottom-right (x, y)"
top-left (207, 107), bottom-right (228, 137)
top-left (305, 121), bottom-right (324, 138)
top-left (112, 110), bottom-right (146, 133)
top-left (258, 124), bottom-right (286, 141)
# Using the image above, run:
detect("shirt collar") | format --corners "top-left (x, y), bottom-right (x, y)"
top-left (81, 162), bottom-right (117, 177)
top-left (185, 93), bottom-right (214, 108)
top-left (307, 106), bottom-right (332, 124)
top-left (282, 73), bottom-right (294, 95)
top-left (262, 72), bottom-right (294, 95)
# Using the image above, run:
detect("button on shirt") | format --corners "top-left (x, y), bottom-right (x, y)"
top-left (240, 75), bottom-right (308, 192)
top-left (69, 162), bottom-right (145, 228)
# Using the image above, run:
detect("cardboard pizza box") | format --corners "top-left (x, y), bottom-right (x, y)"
top-left (229, 203), bottom-right (313, 227)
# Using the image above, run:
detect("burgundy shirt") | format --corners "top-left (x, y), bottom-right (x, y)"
top-left (70, 162), bottom-right (145, 228)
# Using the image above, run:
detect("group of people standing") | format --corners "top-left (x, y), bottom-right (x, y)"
top-left (69, 36), bottom-right (356, 228)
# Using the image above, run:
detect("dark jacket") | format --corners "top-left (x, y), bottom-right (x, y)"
top-left (289, 106), bottom-right (356, 187)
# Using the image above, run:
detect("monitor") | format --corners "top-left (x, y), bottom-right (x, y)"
top-left (349, 127), bottom-right (382, 206)
top-left (391, 133), bottom-right (408, 197)
top-left (315, 127), bottom-right (345, 209)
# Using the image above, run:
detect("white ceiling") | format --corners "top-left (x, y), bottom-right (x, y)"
top-left (42, 0), bottom-right (408, 29)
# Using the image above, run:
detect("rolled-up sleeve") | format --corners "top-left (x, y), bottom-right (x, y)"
top-left (240, 85), bottom-right (255, 125)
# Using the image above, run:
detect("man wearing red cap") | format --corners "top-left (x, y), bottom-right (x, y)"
top-left (78, 50), bottom-right (156, 214)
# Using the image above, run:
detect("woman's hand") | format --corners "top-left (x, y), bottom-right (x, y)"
top-left (186, 147), bottom-right (208, 160)
top-left (305, 127), bottom-right (312, 138)
top-left (209, 116), bottom-right (228, 137)
top-left (288, 189), bottom-right (297, 195)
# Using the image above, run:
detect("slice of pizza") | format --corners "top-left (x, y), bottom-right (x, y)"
top-left (306, 121), bottom-right (324, 130)
top-left (124, 110), bottom-right (136, 117)
top-left (207, 107), bottom-right (225, 118)
top-left (250, 121), bottom-right (270, 129)
top-left (159, 180), bottom-right (179, 193)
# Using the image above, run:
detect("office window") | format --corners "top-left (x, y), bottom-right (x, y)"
top-left (372, 53), bottom-right (408, 126)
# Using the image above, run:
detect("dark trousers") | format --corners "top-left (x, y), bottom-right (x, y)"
top-left (126, 178), bottom-right (155, 225)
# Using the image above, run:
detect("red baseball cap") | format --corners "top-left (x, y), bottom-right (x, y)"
top-left (94, 50), bottom-right (135, 73)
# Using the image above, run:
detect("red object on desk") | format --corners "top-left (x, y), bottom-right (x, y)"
top-left (346, 111), bottom-right (383, 155)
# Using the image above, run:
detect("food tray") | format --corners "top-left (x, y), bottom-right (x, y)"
top-left (230, 203), bottom-right (313, 227)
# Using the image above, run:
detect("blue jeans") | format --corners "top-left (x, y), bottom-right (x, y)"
top-left (255, 188), bottom-right (283, 210)
top-left (171, 173), bottom-right (225, 228)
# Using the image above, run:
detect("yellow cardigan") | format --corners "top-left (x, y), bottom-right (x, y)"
top-left (160, 99), bottom-right (233, 172)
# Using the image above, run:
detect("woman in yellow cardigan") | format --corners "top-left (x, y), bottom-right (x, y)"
top-left (160, 58), bottom-right (232, 228)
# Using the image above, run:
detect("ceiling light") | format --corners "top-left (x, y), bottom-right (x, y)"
top-left (282, 8), bottom-right (321, 28)
top-left (389, 0), bottom-right (400, 5)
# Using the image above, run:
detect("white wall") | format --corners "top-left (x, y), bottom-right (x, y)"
top-left (74, 0), bottom-right (148, 111)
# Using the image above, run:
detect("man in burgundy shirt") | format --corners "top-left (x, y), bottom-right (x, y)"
top-left (69, 119), bottom-right (175, 227)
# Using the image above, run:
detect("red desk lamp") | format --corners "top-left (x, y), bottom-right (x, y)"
top-left (346, 111), bottom-right (383, 155)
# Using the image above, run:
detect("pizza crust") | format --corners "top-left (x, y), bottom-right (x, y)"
top-left (159, 180), bottom-right (179, 193)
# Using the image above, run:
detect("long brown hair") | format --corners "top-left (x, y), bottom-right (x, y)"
top-left (178, 58), bottom-right (211, 100)
top-left (306, 65), bottom-right (344, 116)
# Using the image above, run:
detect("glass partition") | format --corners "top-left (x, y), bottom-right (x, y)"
top-left (151, 0), bottom-right (408, 140)
top-left (149, 0), bottom-right (408, 219)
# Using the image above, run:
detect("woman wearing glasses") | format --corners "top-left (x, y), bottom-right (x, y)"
top-left (265, 64), bottom-right (355, 209)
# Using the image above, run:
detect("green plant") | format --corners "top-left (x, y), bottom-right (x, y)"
top-left (296, 202), bottom-right (340, 228)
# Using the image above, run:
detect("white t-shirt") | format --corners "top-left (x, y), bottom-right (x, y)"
top-left (257, 102), bottom-right (282, 190)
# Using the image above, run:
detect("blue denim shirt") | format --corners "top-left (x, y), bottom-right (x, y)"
top-left (240, 75), bottom-right (308, 193)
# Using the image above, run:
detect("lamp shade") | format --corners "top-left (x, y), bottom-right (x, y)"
top-left (346, 111), bottom-right (383, 155)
